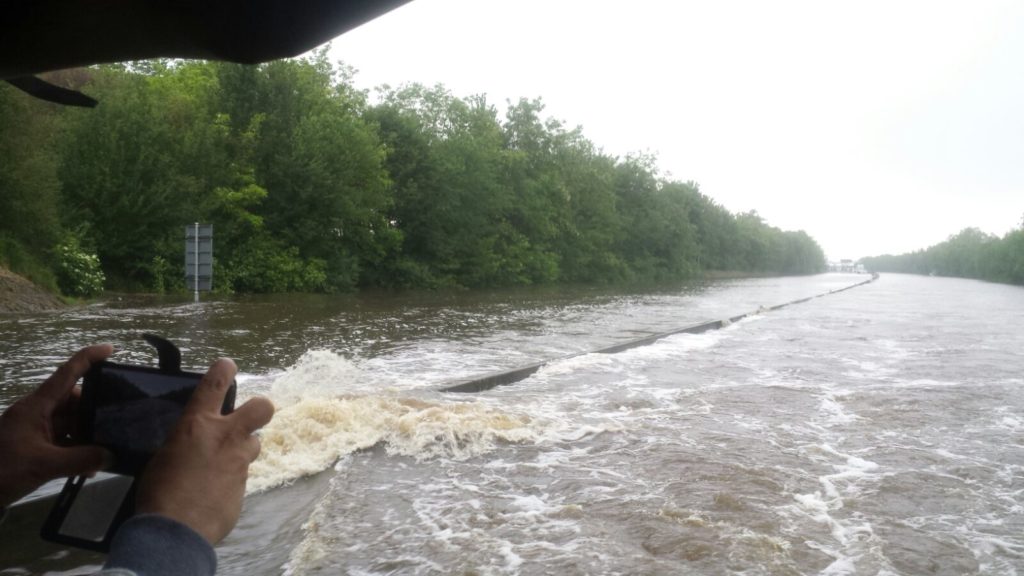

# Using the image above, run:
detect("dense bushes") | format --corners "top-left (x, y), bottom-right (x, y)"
top-left (0, 54), bottom-right (826, 295)
top-left (55, 236), bottom-right (105, 297)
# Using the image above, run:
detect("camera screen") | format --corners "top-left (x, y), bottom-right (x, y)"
top-left (89, 366), bottom-right (201, 473)
top-left (57, 475), bottom-right (134, 543)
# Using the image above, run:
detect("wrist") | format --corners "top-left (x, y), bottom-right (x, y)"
top-left (105, 514), bottom-right (217, 576)
top-left (136, 500), bottom-right (223, 545)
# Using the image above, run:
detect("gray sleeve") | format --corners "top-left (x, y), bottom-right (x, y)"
top-left (97, 514), bottom-right (217, 576)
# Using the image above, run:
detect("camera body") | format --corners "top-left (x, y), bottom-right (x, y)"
top-left (80, 361), bottom-right (235, 476)
top-left (41, 335), bottom-right (235, 552)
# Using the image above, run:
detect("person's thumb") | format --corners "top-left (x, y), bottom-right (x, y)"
top-left (43, 445), bottom-right (114, 479)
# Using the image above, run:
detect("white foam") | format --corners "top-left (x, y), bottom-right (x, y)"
top-left (794, 491), bottom-right (830, 515)
top-left (498, 540), bottom-right (524, 571)
top-left (820, 555), bottom-right (858, 576)
top-left (247, 352), bottom-right (539, 494)
top-left (508, 495), bottom-right (553, 518)
top-left (532, 353), bottom-right (618, 379)
top-left (611, 330), bottom-right (726, 364)
top-left (891, 378), bottom-right (961, 388)
top-left (249, 394), bottom-right (538, 494)
top-left (786, 441), bottom-right (884, 573)
top-left (998, 416), bottom-right (1023, 431)
top-left (819, 394), bottom-right (859, 425)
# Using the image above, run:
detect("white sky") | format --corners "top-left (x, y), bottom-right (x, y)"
top-left (328, 0), bottom-right (1024, 260)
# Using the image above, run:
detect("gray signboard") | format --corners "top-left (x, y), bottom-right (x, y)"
top-left (185, 224), bottom-right (213, 293)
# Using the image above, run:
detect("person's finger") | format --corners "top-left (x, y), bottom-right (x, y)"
top-left (186, 358), bottom-right (238, 416)
top-left (36, 344), bottom-right (113, 402)
top-left (56, 385), bottom-right (83, 431)
top-left (42, 445), bottom-right (113, 479)
top-left (242, 435), bottom-right (261, 463)
top-left (230, 397), bottom-right (275, 435)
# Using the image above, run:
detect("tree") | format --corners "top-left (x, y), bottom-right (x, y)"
top-left (0, 83), bottom-right (63, 289)
top-left (861, 224), bottom-right (1023, 286)
top-left (4, 58), bottom-right (831, 294)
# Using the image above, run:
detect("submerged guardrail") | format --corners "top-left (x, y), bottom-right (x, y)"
top-left (441, 273), bottom-right (879, 393)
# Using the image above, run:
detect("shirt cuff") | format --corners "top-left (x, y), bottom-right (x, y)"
top-left (103, 514), bottom-right (217, 576)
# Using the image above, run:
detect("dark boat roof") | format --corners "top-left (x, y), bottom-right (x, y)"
top-left (2, 0), bottom-right (413, 79)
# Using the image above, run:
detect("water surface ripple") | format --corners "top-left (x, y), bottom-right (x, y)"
top-left (1, 273), bottom-right (1022, 575)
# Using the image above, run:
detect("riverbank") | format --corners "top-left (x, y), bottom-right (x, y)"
top-left (700, 270), bottom-right (780, 280)
top-left (0, 267), bottom-right (832, 313)
top-left (698, 269), bottom-right (838, 281)
top-left (0, 268), bottom-right (63, 313)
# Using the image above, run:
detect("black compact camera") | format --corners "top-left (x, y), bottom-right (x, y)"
top-left (41, 335), bottom-right (235, 552)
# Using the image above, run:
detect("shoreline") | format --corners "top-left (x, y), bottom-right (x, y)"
top-left (0, 267), bottom-right (840, 313)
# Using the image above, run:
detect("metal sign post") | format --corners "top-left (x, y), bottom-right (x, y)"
top-left (184, 223), bottom-right (213, 302)
top-left (193, 223), bottom-right (199, 302)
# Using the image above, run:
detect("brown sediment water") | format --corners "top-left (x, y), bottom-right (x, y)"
top-left (1, 273), bottom-right (1022, 575)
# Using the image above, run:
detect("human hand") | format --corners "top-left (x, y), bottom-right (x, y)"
top-left (0, 345), bottom-right (114, 508)
top-left (135, 358), bottom-right (274, 544)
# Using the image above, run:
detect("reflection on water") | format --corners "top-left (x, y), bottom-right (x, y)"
top-left (3, 274), bottom-right (1023, 575)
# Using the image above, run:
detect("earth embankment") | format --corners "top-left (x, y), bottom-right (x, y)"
top-left (0, 268), bottom-right (63, 312)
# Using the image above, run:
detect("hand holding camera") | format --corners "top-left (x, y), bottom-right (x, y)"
top-left (0, 338), bottom-right (273, 552)
top-left (0, 344), bottom-right (115, 509)
top-left (137, 357), bottom-right (273, 544)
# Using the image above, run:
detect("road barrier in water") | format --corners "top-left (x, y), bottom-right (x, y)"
top-left (441, 273), bottom-right (879, 393)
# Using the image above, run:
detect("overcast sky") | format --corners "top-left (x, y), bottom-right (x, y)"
top-left (328, 0), bottom-right (1024, 260)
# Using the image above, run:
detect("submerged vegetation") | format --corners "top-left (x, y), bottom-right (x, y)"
top-left (0, 53), bottom-right (825, 295)
top-left (861, 225), bottom-right (1024, 286)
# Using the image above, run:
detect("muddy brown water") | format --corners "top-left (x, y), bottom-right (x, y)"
top-left (1, 273), bottom-right (1022, 575)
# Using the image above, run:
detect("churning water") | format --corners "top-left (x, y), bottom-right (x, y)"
top-left (1, 273), bottom-right (1022, 575)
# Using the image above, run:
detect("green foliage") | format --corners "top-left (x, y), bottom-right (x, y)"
top-left (147, 255), bottom-right (176, 293)
top-left (55, 236), bottom-right (105, 296)
top-left (222, 235), bottom-right (327, 293)
top-left (862, 223), bottom-right (1024, 286)
top-left (2, 58), bottom-right (826, 295)
top-left (0, 236), bottom-right (59, 292)
top-left (0, 83), bottom-right (62, 292)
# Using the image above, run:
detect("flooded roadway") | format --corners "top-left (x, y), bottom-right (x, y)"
top-left (1, 273), bottom-right (1022, 575)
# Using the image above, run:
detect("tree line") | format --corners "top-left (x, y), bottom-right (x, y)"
top-left (0, 52), bottom-right (826, 296)
top-left (861, 224), bottom-right (1024, 285)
